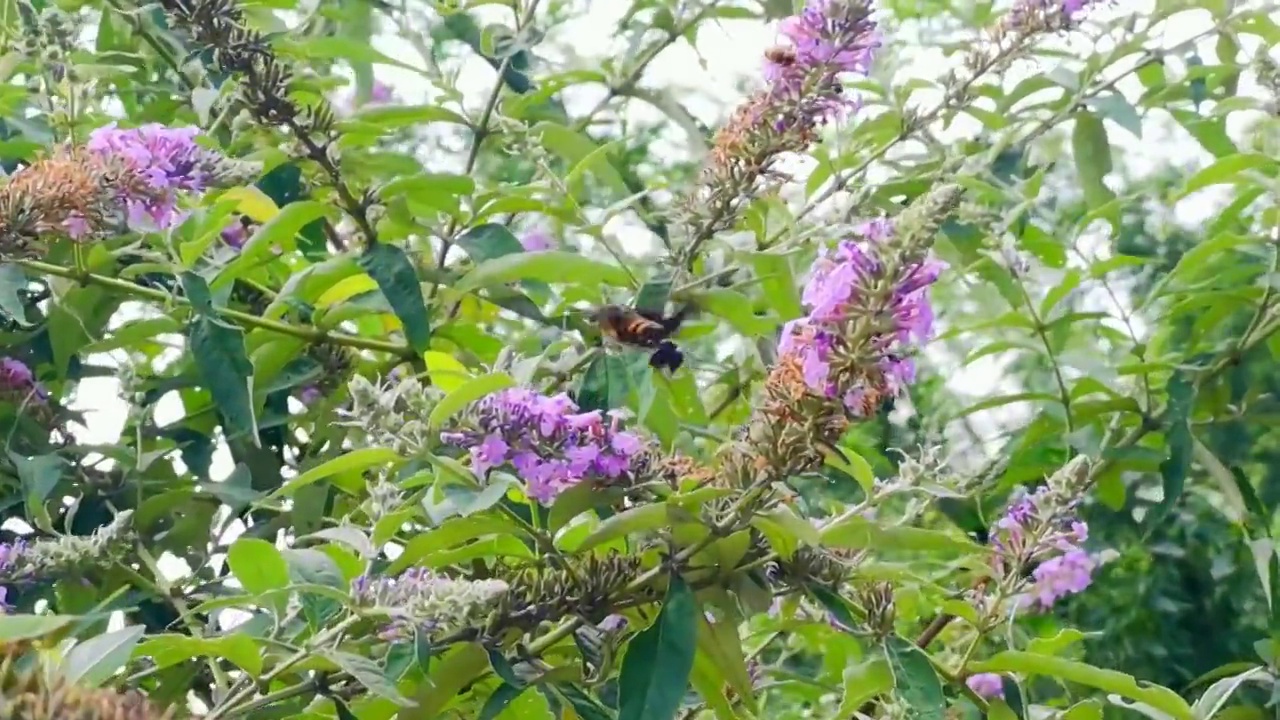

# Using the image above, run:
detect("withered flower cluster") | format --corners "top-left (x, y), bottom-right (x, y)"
top-left (486, 554), bottom-right (649, 634)
top-left (0, 125), bottom-right (253, 256)
top-left (0, 641), bottom-right (173, 720)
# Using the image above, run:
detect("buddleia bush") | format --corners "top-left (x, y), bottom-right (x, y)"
top-left (1, 1), bottom-right (1278, 719)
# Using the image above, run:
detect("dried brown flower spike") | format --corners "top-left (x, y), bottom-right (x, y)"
top-left (0, 641), bottom-right (175, 720)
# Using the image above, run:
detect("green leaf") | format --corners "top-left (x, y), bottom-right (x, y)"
top-left (1147, 372), bottom-right (1194, 531)
top-left (1071, 110), bottom-right (1115, 206)
top-left (135, 634), bottom-right (264, 676)
top-left (281, 36), bottom-right (424, 73)
top-left (227, 538), bottom-right (290, 599)
top-left (480, 684), bottom-right (528, 720)
top-left (824, 446), bottom-right (876, 494)
top-left (565, 503), bottom-right (668, 553)
top-left (404, 642), bottom-right (489, 720)
top-left (0, 263), bottom-right (31, 326)
top-left (970, 652), bottom-right (1194, 720)
top-left (216, 201), bottom-right (332, 286)
top-left (820, 514), bottom-right (986, 557)
top-left (182, 273), bottom-right (257, 440)
top-left (750, 252), bottom-right (803, 322)
top-left (359, 243), bottom-right (431, 353)
top-left (268, 447), bottom-right (401, 499)
top-left (455, 224), bottom-right (525, 263)
top-left (12, 452), bottom-right (64, 531)
top-left (456, 251), bottom-right (632, 293)
top-left (428, 372), bottom-right (516, 429)
top-left (1179, 153), bottom-right (1276, 196)
top-left (343, 104), bottom-right (469, 129)
top-left (322, 651), bottom-right (414, 706)
top-left (695, 614), bottom-right (755, 713)
top-left (576, 353), bottom-right (633, 412)
top-left (838, 658), bottom-right (895, 715)
top-left (751, 506), bottom-right (820, 561)
top-left (617, 576), bottom-right (699, 720)
top-left (533, 122), bottom-right (630, 199)
top-left (989, 700), bottom-right (1019, 720)
top-left (0, 614), bottom-right (75, 641)
top-left (62, 625), bottom-right (145, 687)
top-left (885, 636), bottom-right (945, 720)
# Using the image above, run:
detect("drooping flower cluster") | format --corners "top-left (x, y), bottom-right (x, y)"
top-left (338, 374), bottom-right (444, 457)
top-left (441, 388), bottom-right (646, 504)
top-left (0, 358), bottom-right (48, 407)
top-left (0, 124), bottom-right (255, 249)
top-left (687, 0), bottom-right (879, 240)
top-left (775, 217), bottom-right (945, 417)
top-left (352, 567), bottom-right (507, 640)
top-left (85, 123), bottom-right (241, 231)
top-left (990, 456), bottom-right (1096, 610)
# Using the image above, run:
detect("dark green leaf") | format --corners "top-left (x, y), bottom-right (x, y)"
top-left (182, 273), bottom-right (257, 440)
top-left (1071, 110), bottom-right (1115, 206)
top-left (11, 452), bottom-right (64, 529)
top-left (885, 636), bottom-right (946, 720)
top-left (577, 354), bottom-right (633, 412)
top-left (617, 576), bottom-right (699, 720)
top-left (1147, 372), bottom-right (1194, 531)
top-left (323, 650), bottom-right (414, 706)
top-left (454, 223), bottom-right (525, 263)
top-left (480, 684), bottom-right (528, 720)
top-left (359, 243), bottom-right (431, 352)
top-left (62, 625), bottom-right (145, 687)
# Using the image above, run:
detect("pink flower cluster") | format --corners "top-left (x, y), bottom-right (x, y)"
top-left (993, 486), bottom-right (1095, 610)
top-left (441, 388), bottom-right (646, 504)
top-left (0, 358), bottom-right (47, 406)
top-left (778, 218), bottom-right (944, 415)
top-left (763, 0), bottom-right (880, 126)
top-left (85, 123), bottom-right (224, 231)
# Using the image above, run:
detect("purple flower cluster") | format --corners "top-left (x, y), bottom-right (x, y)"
top-left (966, 673), bottom-right (1005, 699)
top-left (992, 486), bottom-right (1095, 610)
top-left (763, 0), bottom-right (880, 123)
top-left (0, 358), bottom-right (48, 406)
top-left (86, 123), bottom-right (224, 230)
top-left (441, 388), bottom-right (646, 504)
top-left (777, 218), bottom-right (944, 415)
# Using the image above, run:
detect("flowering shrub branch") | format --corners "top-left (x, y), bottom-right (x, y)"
top-left (0, 0), bottom-right (1277, 719)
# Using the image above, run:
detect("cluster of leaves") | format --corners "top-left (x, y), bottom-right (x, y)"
top-left (1, 1), bottom-right (1280, 720)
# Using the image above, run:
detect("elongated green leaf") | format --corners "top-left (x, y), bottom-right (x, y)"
top-left (821, 514), bottom-right (986, 556)
top-left (216, 201), bottom-right (332, 286)
top-left (323, 651), bottom-right (413, 706)
top-left (344, 104), bottom-right (468, 129)
top-left (885, 636), bottom-right (945, 720)
top-left (1071, 110), bottom-right (1115, 206)
top-left (62, 625), bottom-right (145, 687)
top-left (0, 614), bottom-right (75, 641)
top-left (454, 224), bottom-right (525, 263)
top-left (457, 251), bottom-right (632, 293)
top-left (136, 634), bottom-right (264, 676)
top-left (970, 652), bottom-right (1194, 720)
top-left (404, 642), bottom-right (489, 720)
top-left (182, 273), bottom-right (256, 440)
top-left (359, 243), bottom-right (431, 352)
top-left (428, 372), bottom-right (515, 429)
top-left (269, 447), bottom-right (401, 499)
top-left (838, 658), bottom-right (894, 715)
top-left (617, 576), bottom-right (699, 720)
top-left (566, 503), bottom-right (668, 553)
top-left (1179, 153), bottom-right (1276, 197)
top-left (1147, 372), bottom-right (1194, 531)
